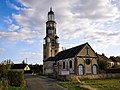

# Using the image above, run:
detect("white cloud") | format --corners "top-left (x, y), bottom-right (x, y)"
top-left (20, 51), bottom-right (42, 64)
top-left (0, 27), bottom-right (41, 43)
top-left (9, 24), bottom-right (20, 31)
top-left (0, 48), bottom-right (5, 54)
top-left (1, 0), bottom-right (120, 58)
top-left (71, 0), bottom-right (120, 21)
top-left (6, 0), bottom-right (21, 10)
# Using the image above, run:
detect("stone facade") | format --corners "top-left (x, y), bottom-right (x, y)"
top-left (54, 43), bottom-right (98, 77)
top-left (43, 8), bottom-right (59, 75)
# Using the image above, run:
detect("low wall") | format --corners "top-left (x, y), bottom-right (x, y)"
top-left (71, 73), bottom-right (120, 80)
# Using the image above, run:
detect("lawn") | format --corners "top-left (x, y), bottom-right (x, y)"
top-left (58, 78), bottom-right (120, 90)
top-left (58, 82), bottom-right (84, 90)
top-left (84, 78), bottom-right (120, 90)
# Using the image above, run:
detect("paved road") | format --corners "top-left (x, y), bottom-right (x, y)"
top-left (25, 74), bottom-right (67, 90)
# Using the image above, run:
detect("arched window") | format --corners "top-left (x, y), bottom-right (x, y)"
top-left (63, 61), bottom-right (65, 69)
top-left (69, 60), bottom-right (72, 68)
top-left (57, 62), bottom-right (59, 66)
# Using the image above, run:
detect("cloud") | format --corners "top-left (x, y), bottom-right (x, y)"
top-left (1, 0), bottom-right (120, 58)
top-left (20, 51), bottom-right (42, 64)
top-left (6, 0), bottom-right (21, 10)
top-left (0, 27), bottom-right (41, 43)
top-left (0, 48), bottom-right (5, 54)
top-left (9, 24), bottom-right (20, 31)
top-left (71, 0), bottom-right (120, 21)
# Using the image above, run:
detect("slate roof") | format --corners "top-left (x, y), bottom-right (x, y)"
top-left (54, 43), bottom-right (87, 61)
top-left (11, 64), bottom-right (28, 69)
top-left (110, 56), bottom-right (120, 62)
top-left (98, 54), bottom-right (113, 62)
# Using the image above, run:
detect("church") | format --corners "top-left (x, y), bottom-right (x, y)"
top-left (43, 8), bottom-right (98, 77)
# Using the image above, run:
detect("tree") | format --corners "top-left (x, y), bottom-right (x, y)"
top-left (0, 64), bottom-right (11, 79)
top-left (98, 60), bottom-right (108, 71)
top-left (1, 59), bottom-right (14, 65)
top-left (29, 64), bottom-right (43, 74)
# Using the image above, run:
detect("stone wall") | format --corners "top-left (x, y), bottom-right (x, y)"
top-left (71, 73), bottom-right (120, 80)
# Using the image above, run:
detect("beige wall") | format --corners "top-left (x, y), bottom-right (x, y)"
top-left (43, 61), bottom-right (55, 74)
top-left (76, 44), bottom-right (98, 75)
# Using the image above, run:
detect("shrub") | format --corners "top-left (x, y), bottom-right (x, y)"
top-left (8, 70), bottom-right (24, 87)
top-left (98, 60), bottom-right (108, 70)
top-left (107, 68), bottom-right (120, 73)
top-left (0, 78), bottom-right (8, 90)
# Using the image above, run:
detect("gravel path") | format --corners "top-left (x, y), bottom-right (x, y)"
top-left (25, 74), bottom-right (67, 90)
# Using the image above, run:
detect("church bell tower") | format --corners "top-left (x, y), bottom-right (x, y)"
top-left (43, 8), bottom-right (59, 60)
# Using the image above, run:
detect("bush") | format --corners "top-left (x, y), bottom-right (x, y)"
top-left (0, 78), bottom-right (8, 90)
top-left (8, 70), bottom-right (24, 87)
top-left (107, 68), bottom-right (120, 73)
top-left (98, 60), bottom-right (108, 70)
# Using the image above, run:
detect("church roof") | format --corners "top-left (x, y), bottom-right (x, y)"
top-left (54, 43), bottom-right (87, 61)
top-left (44, 57), bottom-right (55, 62)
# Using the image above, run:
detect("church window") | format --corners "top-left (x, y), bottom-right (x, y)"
top-left (56, 38), bottom-right (58, 43)
top-left (85, 58), bottom-right (90, 65)
top-left (69, 60), bottom-right (72, 68)
top-left (57, 62), bottom-right (59, 66)
top-left (50, 23), bottom-right (52, 27)
top-left (63, 61), bottom-right (65, 69)
top-left (47, 37), bottom-right (50, 42)
top-left (51, 40), bottom-right (54, 46)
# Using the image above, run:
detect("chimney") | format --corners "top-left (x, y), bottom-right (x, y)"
top-left (102, 53), bottom-right (105, 56)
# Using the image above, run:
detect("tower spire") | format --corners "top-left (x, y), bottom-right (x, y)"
top-left (50, 7), bottom-right (52, 11)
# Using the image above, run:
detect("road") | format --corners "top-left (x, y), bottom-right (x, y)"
top-left (25, 74), bottom-right (67, 90)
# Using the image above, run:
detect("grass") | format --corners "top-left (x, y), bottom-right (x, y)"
top-left (58, 82), bottom-right (84, 90)
top-left (84, 78), bottom-right (120, 90)
top-left (7, 85), bottom-right (26, 90)
top-left (58, 78), bottom-right (120, 90)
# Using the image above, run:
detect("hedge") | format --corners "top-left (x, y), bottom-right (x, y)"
top-left (8, 70), bottom-right (24, 87)
top-left (107, 68), bottom-right (120, 73)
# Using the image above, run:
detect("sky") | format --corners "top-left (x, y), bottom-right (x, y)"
top-left (0, 0), bottom-right (120, 64)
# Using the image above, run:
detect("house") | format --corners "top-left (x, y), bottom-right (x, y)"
top-left (110, 56), bottom-right (120, 67)
top-left (53, 42), bottom-right (98, 77)
top-left (11, 64), bottom-right (30, 71)
top-left (97, 54), bottom-right (114, 68)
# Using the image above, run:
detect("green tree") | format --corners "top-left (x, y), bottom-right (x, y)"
top-left (29, 64), bottom-right (43, 74)
top-left (0, 64), bottom-right (11, 79)
top-left (98, 60), bottom-right (108, 71)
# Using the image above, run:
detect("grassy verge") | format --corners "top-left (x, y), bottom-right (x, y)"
top-left (58, 78), bottom-right (120, 90)
top-left (84, 78), bottom-right (120, 90)
top-left (57, 82), bottom-right (84, 90)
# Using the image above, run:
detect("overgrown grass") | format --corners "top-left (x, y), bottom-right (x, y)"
top-left (8, 85), bottom-right (26, 90)
top-left (84, 78), bottom-right (120, 90)
top-left (58, 82), bottom-right (84, 90)
top-left (58, 78), bottom-right (120, 90)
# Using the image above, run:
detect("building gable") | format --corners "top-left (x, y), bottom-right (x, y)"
top-left (77, 43), bottom-right (97, 58)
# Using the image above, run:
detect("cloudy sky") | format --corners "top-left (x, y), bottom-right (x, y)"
top-left (0, 0), bottom-right (120, 64)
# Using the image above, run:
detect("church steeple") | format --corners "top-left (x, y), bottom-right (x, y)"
top-left (43, 8), bottom-right (59, 60)
top-left (48, 7), bottom-right (55, 21)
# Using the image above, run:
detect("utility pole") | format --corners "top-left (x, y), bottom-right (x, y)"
top-left (26, 58), bottom-right (27, 64)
